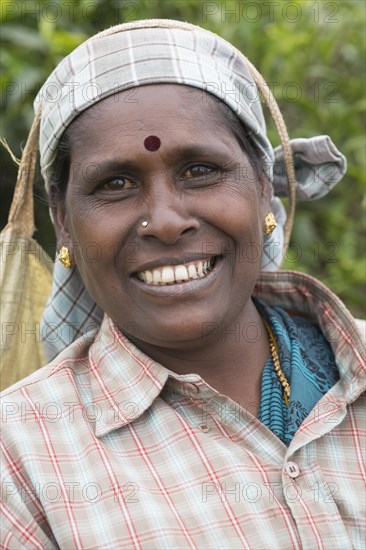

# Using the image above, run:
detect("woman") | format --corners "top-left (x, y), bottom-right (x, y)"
top-left (1, 19), bottom-right (365, 550)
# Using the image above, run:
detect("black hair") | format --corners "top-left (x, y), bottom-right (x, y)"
top-left (213, 97), bottom-right (267, 184)
top-left (49, 126), bottom-right (72, 203)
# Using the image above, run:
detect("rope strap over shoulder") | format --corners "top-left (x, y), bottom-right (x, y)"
top-left (3, 108), bottom-right (41, 238)
top-left (244, 60), bottom-right (296, 249)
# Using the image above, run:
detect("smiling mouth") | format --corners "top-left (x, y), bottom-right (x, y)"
top-left (134, 256), bottom-right (219, 286)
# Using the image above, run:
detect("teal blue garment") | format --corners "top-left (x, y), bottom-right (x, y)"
top-left (255, 298), bottom-right (340, 446)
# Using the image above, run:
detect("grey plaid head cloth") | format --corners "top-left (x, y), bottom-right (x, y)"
top-left (36, 19), bottom-right (347, 361)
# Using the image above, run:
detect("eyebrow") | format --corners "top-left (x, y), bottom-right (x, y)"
top-left (83, 144), bottom-right (233, 175)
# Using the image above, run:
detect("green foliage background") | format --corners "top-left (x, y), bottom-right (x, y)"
top-left (1, 0), bottom-right (365, 316)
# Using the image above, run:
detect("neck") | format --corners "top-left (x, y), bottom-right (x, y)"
top-left (130, 299), bottom-right (270, 417)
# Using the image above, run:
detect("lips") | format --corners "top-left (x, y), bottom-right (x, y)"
top-left (134, 256), bottom-right (218, 286)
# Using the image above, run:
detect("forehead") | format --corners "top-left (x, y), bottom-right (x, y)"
top-left (68, 84), bottom-right (233, 147)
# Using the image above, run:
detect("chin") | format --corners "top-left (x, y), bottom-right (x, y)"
top-left (124, 316), bottom-right (218, 350)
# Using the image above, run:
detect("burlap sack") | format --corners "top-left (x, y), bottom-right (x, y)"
top-left (0, 112), bottom-right (53, 391)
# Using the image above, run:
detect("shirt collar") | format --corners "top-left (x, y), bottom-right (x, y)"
top-left (254, 270), bottom-right (365, 404)
top-left (89, 270), bottom-right (365, 437)
top-left (88, 316), bottom-right (169, 437)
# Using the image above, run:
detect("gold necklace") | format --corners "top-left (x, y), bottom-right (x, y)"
top-left (262, 318), bottom-right (291, 406)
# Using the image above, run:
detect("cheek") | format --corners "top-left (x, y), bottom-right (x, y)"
top-left (67, 218), bottom-right (128, 313)
top-left (207, 183), bottom-right (262, 238)
top-left (66, 201), bottom-right (127, 279)
top-left (211, 185), bottom-right (264, 270)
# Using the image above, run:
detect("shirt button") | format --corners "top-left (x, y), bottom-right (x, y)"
top-left (198, 423), bottom-right (210, 433)
top-left (285, 461), bottom-right (300, 478)
top-left (183, 383), bottom-right (199, 394)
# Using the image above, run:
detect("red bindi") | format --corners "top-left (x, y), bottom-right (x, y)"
top-left (144, 135), bottom-right (161, 151)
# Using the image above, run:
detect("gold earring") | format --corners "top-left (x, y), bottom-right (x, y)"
top-left (264, 212), bottom-right (277, 236)
top-left (58, 246), bottom-right (72, 269)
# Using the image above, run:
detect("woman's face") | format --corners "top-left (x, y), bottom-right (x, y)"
top-left (56, 84), bottom-right (270, 349)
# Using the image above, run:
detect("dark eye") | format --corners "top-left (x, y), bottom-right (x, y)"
top-left (182, 164), bottom-right (215, 179)
top-left (101, 177), bottom-right (136, 191)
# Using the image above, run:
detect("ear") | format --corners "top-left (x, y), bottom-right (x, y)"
top-left (258, 173), bottom-right (271, 214)
top-left (51, 201), bottom-right (72, 253)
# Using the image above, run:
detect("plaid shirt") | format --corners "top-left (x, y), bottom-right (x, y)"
top-left (1, 271), bottom-right (365, 549)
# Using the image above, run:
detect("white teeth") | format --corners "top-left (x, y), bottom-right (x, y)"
top-left (136, 257), bottom-right (216, 286)
top-left (174, 265), bottom-right (189, 282)
top-left (161, 266), bottom-right (175, 284)
top-left (188, 264), bottom-right (199, 279)
top-left (152, 269), bottom-right (162, 284)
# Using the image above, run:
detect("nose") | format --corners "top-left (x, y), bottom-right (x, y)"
top-left (137, 184), bottom-right (200, 244)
